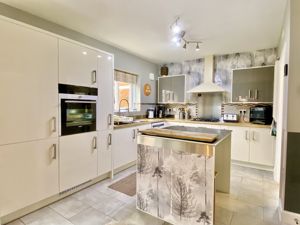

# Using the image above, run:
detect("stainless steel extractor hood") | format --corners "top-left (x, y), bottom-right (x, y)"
top-left (187, 55), bottom-right (225, 93)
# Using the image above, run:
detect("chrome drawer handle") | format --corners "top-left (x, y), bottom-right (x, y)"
top-left (52, 144), bottom-right (57, 160)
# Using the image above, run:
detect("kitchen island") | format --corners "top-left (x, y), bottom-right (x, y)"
top-left (136, 126), bottom-right (231, 225)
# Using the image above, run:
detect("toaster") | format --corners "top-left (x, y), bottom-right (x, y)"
top-left (223, 113), bottom-right (239, 122)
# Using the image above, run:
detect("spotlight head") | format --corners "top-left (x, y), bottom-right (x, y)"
top-left (172, 24), bottom-right (181, 34)
top-left (195, 43), bottom-right (200, 51)
top-left (183, 42), bottom-right (187, 49)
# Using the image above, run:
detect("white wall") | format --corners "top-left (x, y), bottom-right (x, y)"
top-left (0, 3), bottom-right (159, 115)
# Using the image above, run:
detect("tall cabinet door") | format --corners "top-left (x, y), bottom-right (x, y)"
top-left (249, 128), bottom-right (274, 166)
top-left (59, 132), bottom-right (98, 191)
top-left (225, 126), bottom-right (250, 162)
top-left (59, 39), bottom-right (98, 87)
top-left (0, 138), bottom-right (59, 217)
top-left (97, 53), bottom-right (114, 131)
top-left (98, 130), bottom-right (112, 176)
top-left (0, 19), bottom-right (58, 145)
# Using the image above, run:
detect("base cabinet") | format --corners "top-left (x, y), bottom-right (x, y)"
top-left (98, 130), bottom-right (112, 176)
top-left (224, 126), bottom-right (274, 167)
top-left (225, 126), bottom-right (250, 162)
top-left (249, 128), bottom-right (274, 166)
top-left (0, 138), bottom-right (59, 217)
top-left (112, 127), bottom-right (137, 170)
top-left (59, 132), bottom-right (98, 191)
top-left (112, 125), bottom-right (151, 170)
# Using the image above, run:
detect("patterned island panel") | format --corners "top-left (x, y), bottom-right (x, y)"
top-left (137, 144), bottom-right (215, 225)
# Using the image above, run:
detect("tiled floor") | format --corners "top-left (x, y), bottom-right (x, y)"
top-left (7, 164), bottom-right (280, 225)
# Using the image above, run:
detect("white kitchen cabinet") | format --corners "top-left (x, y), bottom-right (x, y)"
top-left (112, 127), bottom-right (137, 170)
top-left (249, 128), bottom-right (274, 166)
top-left (222, 125), bottom-right (274, 167)
top-left (98, 130), bottom-right (112, 176)
top-left (97, 52), bottom-right (114, 131)
top-left (59, 39), bottom-right (98, 87)
top-left (0, 138), bottom-right (59, 216)
top-left (112, 125), bottom-right (151, 170)
top-left (59, 132), bottom-right (98, 191)
top-left (0, 19), bottom-right (58, 145)
top-left (223, 126), bottom-right (250, 162)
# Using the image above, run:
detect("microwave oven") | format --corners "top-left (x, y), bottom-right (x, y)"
top-left (250, 106), bottom-right (272, 125)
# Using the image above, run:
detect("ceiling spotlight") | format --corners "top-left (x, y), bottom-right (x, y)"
top-left (171, 17), bottom-right (181, 34)
top-left (176, 41), bottom-right (181, 47)
top-left (195, 43), bottom-right (200, 51)
top-left (172, 36), bottom-right (180, 43)
top-left (183, 42), bottom-right (187, 49)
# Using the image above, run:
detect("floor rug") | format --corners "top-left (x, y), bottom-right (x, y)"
top-left (109, 173), bottom-right (136, 196)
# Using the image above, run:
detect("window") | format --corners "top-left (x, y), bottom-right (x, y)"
top-left (114, 70), bottom-right (140, 112)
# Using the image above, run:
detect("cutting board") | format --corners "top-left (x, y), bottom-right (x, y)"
top-left (140, 128), bottom-right (218, 143)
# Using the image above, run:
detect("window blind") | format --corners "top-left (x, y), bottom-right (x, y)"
top-left (115, 70), bottom-right (138, 84)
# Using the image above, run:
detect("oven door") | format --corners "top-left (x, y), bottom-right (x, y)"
top-left (60, 99), bottom-right (97, 136)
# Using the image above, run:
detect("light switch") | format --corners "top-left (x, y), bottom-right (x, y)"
top-left (149, 73), bottom-right (155, 81)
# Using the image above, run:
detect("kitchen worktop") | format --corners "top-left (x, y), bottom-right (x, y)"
top-left (113, 118), bottom-right (271, 129)
top-left (140, 126), bottom-right (231, 145)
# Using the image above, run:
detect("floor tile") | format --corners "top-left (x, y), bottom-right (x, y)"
top-left (49, 196), bottom-right (90, 219)
top-left (92, 197), bottom-right (125, 215)
top-left (20, 207), bottom-right (73, 225)
top-left (69, 207), bottom-right (113, 225)
top-left (215, 206), bottom-right (233, 225)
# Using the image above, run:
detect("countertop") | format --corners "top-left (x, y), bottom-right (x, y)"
top-left (113, 118), bottom-right (271, 130)
top-left (140, 125), bottom-right (231, 144)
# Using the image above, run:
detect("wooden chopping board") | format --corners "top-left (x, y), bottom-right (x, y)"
top-left (140, 128), bottom-right (218, 143)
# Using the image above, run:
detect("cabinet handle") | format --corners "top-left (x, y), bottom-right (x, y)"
top-left (108, 114), bottom-right (112, 126)
top-left (108, 133), bottom-right (112, 146)
top-left (248, 89), bottom-right (252, 100)
top-left (255, 89), bottom-right (258, 100)
top-left (252, 131), bottom-right (256, 141)
top-left (245, 130), bottom-right (249, 140)
top-left (92, 70), bottom-right (97, 84)
top-left (52, 144), bottom-right (57, 160)
top-left (93, 136), bottom-right (97, 150)
top-left (52, 117), bottom-right (57, 133)
top-left (132, 129), bottom-right (136, 139)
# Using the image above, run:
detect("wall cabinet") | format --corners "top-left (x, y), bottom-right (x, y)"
top-left (59, 39), bottom-right (98, 87)
top-left (0, 138), bottom-right (59, 217)
top-left (232, 66), bottom-right (274, 103)
top-left (0, 19), bottom-right (58, 146)
top-left (112, 125), bottom-right (151, 170)
top-left (97, 52), bottom-right (114, 131)
top-left (158, 75), bottom-right (196, 104)
top-left (97, 130), bottom-right (112, 176)
top-left (59, 132), bottom-right (98, 191)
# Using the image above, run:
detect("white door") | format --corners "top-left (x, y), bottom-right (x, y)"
top-left (112, 127), bottom-right (137, 169)
top-left (59, 39), bottom-right (98, 87)
top-left (0, 138), bottom-right (59, 217)
top-left (59, 132), bottom-right (98, 191)
top-left (225, 126), bottom-right (250, 162)
top-left (98, 130), bottom-right (112, 176)
top-left (97, 53), bottom-right (114, 131)
top-left (249, 128), bottom-right (274, 166)
top-left (0, 19), bottom-right (58, 145)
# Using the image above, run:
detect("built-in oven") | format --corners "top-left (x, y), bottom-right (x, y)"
top-left (59, 84), bottom-right (98, 136)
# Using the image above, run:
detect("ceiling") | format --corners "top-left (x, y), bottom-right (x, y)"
top-left (1, 0), bottom-right (287, 64)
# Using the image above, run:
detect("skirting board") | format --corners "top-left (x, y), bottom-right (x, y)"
top-left (232, 160), bottom-right (274, 172)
